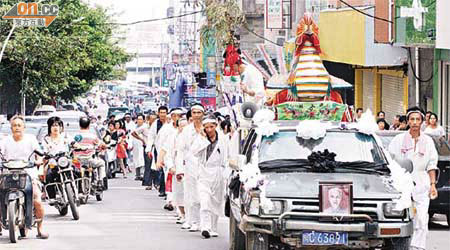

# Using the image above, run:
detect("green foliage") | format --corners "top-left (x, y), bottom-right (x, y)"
top-left (396, 0), bottom-right (436, 45)
top-left (200, 0), bottom-right (246, 50)
top-left (0, 0), bottom-right (131, 110)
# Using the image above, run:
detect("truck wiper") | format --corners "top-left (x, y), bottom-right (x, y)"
top-left (259, 159), bottom-right (312, 171)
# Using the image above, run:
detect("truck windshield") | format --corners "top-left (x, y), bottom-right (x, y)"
top-left (259, 131), bottom-right (385, 164)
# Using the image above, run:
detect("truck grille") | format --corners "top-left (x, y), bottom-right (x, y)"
top-left (288, 199), bottom-right (381, 221)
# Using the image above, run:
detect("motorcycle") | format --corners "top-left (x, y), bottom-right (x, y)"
top-left (72, 136), bottom-right (105, 204)
top-left (103, 135), bottom-right (120, 179)
top-left (42, 151), bottom-right (80, 220)
top-left (0, 151), bottom-right (37, 243)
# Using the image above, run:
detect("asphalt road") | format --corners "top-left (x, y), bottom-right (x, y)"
top-left (0, 173), bottom-right (229, 250)
top-left (0, 173), bottom-right (448, 250)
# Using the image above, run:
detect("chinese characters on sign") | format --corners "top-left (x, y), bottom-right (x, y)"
top-left (266, 0), bottom-right (283, 29)
top-left (2, 2), bottom-right (59, 27)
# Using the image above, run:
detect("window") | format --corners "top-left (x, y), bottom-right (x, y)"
top-left (259, 131), bottom-right (385, 163)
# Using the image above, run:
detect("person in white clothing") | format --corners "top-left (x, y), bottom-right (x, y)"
top-left (389, 107), bottom-right (438, 250)
top-left (192, 115), bottom-right (228, 239)
top-left (238, 62), bottom-right (265, 107)
top-left (173, 117), bottom-right (188, 224)
top-left (145, 106), bottom-right (169, 196)
top-left (156, 108), bottom-right (183, 211)
top-left (424, 112), bottom-right (446, 138)
top-left (177, 104), bottom-right (205, 232)
top-left (132, 114), bottom-right (146, 181)
top-left (0, 116), bottom-right (49, 239)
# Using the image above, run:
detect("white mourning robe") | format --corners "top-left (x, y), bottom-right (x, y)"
top-left (192, 132), bottom-right (228, 231)
top-left (388, 132), bottom-right (438, 250)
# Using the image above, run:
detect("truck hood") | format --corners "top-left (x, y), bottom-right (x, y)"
top-left (264, 172), bottom-right (400, 200)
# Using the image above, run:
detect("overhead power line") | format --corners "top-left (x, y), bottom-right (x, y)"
top-left (407, 47), bottom-right (433, 82)
top-left (339, 0), bottom-right (393, 24)
top-left (243, 25), bottom-right (282, 47)
top-left (73, 10), bottom-right (203, 26)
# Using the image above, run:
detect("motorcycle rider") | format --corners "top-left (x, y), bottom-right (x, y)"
top-left (41, 116), bottom-right (70, 204)
top-left (73, 117), bottom-right (106, 188)
top-left (0, 115), bottom-right (49, 239)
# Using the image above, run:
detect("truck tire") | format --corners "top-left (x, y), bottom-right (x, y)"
top-left (447, 212), bottom-right (450, 228)
top-left (383, 237), bottom-right (410, 250)
top-left (229, 215), bottom-right (245, 250)
top-left (246, 232), bottom-right (269, 250)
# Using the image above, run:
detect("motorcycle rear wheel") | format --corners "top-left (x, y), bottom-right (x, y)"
top-left (66, 183), bottom-right (79, 220)
top-left (7, 200), bottom-right (19, 243)
top-left (96, 191), bottom-right (103, 201)
top-left (103, 177), bottom-right (108, 190)
top-left (58, 206), bottom-right (68, 216)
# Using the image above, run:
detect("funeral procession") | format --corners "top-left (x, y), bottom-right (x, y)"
top-left (0, 0), bottom-right (449, 250)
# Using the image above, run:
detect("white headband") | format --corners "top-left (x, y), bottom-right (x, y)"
top-left (170, 109), bottom-right (184, 115)
top-left (406, 110), bottom-right (424, 118)
top-left (202, 118), bottom-right (217, 125)
top-left (191, 105), bottom-right (205, 112)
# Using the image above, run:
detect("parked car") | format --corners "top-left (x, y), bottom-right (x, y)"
top-left (227, 121), bottom-right (413, 250)
top-left (33, 105), bottom-right (56, 116)
top-left (377, 130), bottom-right (450, 227)
top-left (107, 107), bottom-right (129, 119)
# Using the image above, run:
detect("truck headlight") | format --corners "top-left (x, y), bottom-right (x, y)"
top-left (383, 202), bottom-right (405, 218)
top-left (261, 200), bottom-right (284, 215)
top-left (248, 198), bottom-right (260, 216)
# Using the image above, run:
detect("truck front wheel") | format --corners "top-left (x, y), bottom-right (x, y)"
top-left (229, 215), bottom-right (245, 250)
top-left (383, 237), bottom-right (410, 250)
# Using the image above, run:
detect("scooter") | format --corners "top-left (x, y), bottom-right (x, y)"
top-left (103, 135), bottom-right (120, 179)
top-left (42, 151), bottom-right (80, 220)
top-left (0, 151), bottom-right (37, 243)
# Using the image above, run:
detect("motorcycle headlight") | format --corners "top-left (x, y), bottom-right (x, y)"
top-left (261, 200), bottom-right (284, 215)
top-left (248, 198), bottom-right (260, 216)
top-left (383, 202), bottom-right (405, 218)
top-left (58, 157), bottom-right (70, 168)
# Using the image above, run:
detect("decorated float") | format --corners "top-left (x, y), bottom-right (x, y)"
top-left (220, 14), bottom-right (354, 124)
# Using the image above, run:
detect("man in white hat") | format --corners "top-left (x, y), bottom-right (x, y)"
top-left (192, 115), bottom-right (228, 239)
top-left (177, 104), bottom-right (205, 231)
top-left (156, 108), bottom-right (184, 211)
top-left (389, 106), bottom-right (438, 250)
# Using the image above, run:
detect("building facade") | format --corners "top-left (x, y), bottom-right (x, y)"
top-left (434, 0), bottom-right (450, 135)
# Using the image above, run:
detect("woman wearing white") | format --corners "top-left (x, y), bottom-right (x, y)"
top-left (41, 117), bottom-right (69, 155)
top-left (424, 112), bottom-right (446, 138)
top-left (41, 117), bottom-right (70, 203)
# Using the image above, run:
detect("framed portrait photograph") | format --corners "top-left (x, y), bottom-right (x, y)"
top-left (319, 182), bottom-right (353, 219)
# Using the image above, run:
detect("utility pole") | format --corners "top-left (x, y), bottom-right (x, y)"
top-left (0, 23), bottom-right (16, 64)
top-left (160, 43), bottom-right (163, 87)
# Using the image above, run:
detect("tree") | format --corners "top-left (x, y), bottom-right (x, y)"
top-left (0, 0), bottom-right (131, 114)
top-left (200, 0), bottom-right (246, 50)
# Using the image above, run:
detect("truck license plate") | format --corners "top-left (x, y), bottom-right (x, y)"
top-left (302, 231), bottom-right (348, 246)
